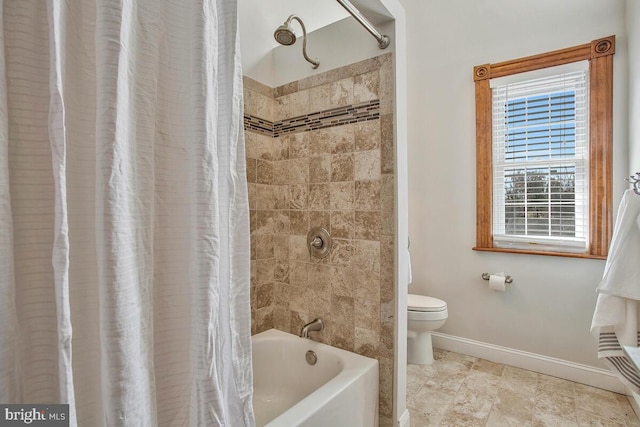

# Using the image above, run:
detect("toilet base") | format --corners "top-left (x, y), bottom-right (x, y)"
top-left (407, 331), bottom-right (434, 365)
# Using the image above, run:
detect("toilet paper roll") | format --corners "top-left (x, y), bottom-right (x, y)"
top-left (489, 274), bottom-right (506, 292)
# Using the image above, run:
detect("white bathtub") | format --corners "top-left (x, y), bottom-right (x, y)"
top-left (252, 328), bottom-right (379, 427)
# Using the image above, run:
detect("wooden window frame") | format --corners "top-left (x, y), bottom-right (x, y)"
top-left (473, 35), bottom-right (615, 259)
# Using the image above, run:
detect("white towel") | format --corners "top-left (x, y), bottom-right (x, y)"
top-left (590, 190), bottom-right (640, 392)
top-left (596, 190), bottom-right (640, 299)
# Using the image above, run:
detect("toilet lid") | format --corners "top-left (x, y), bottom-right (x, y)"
top-left (408, 294), bottom-right (447, 312)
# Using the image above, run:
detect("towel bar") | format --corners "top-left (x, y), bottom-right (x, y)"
top-left (481, 273), bottom-right (513, 284)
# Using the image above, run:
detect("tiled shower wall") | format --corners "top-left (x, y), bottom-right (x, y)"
top-left (243, 53), bottom-right (395, 421)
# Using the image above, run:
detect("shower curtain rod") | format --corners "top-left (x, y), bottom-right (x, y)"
top-left (336, 0), bottom-right (390, 49)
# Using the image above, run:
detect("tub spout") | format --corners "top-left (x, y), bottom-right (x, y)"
top-left (300, 318), bottom-right (324, 338)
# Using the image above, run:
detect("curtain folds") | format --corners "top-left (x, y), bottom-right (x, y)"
top-left (0, 1), bottom-right (254, 426)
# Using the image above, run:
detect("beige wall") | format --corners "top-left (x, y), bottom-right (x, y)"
top-left (243, 53), bottom-right (396, 422)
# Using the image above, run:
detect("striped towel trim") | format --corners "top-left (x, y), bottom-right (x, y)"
top-left (598, 332), bottom-right (640, 393)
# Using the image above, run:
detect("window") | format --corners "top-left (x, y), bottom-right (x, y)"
top-left (493, 65), bottom-right (588, 252)
top-left (473, 36), bottom-right (615, 258)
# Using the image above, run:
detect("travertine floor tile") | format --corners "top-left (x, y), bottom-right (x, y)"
top-left (406, 348), bottom-right (640, 427)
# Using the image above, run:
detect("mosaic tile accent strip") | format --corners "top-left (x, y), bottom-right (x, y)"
top-left (244, 115), bottom-right (274, 137)
top-left (244, 99), bottom-right (380, 137)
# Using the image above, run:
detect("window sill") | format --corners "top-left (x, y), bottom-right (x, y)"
top-left (472, 246), bottom-right (606, 260)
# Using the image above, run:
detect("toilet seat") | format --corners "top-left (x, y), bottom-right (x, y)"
top-left (408, 294), bottom-right (447, 312)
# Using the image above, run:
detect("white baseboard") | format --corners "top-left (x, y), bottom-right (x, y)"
top-left (628, 389), bottom-right (640, 418)
top-left (431, 332), bottom-right (626, 394)
top-left (397, 409), bottom-right (410, 427)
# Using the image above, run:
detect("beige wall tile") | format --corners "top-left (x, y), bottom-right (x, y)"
top-left (289, 89), bottom-right (310, 117)
top-left (244, 76), bottom-right (275, 98)
top-left (310, 78), bottom-right (354, 112)
top-left (289, 210), bottom-right (309, 235)
top-left (309, 129), bottom-right (332, 154)
top-left (272, 305), bottom-right (290, 331)
top-left (272, 162), bottom-right (289, 185)
top-left (273, 185), bottom-right (289, 210)
top-left (288, 158), bottom-right (309, 184)
top-left (355, 296), bottom-right (380, 330)
top-left (330, 265), bottom-right (354, 298)
top-left (272, 137), bottom-right (289, 161)
top-left (309, 289), bottom-right (332, 319)
top-left (355, 120), bottom-right (381, 151)
top-left (256, 160), bottom-right (273, 184)
top-left (309, 210), bottom-right (330, 230)
top-left (330, 238), bottom-right (354, 267)
top-left (354, 239), bottom-right (381, 274)
top-left (256, 259), bottom-right (275, 285)
top-left (273, 211), bottom-right (290, 234)
top-left (380, 174), bottom-right (394, 236)
top-left (379, 54), bottom-right (394, 115)
top-left (288, 235), bottom-right (308, 262)
top-left (274, 261), bottom-right (289, 284)
top-left (274, 81), bottom-right (298, 98)
top-left (331, 153), bottom-right (354, 182)
top-left (380, 114), bottom-right (394, 174)
top-left (354, 150), bottom-right (381, 180)
top-left (254, 234), bottom-right (274, 259)
top-left (272, 283), bottom-right (289, 307)
top-left (354, 180), bottom-right (381, 211)
top-left (308, 184), bottom-right (330, 210)
top-left (256, 306), bottom-right (273, 333)
top-left (255, 92), bottom-right (274, 122)
top-left (275, 95), bottom-right (289, 122)
top-left (309, 154), bottom-right (331, 183)
top-left (246, 158), bottom-right (257, 183)
top-left (329, 182), bottom-right (354, 211)
top-left (354, 71), bottom-right (380, 104)
top-left (355, 270), bottom-right (381, 302)
top-left (328, 124), bottom-right (355, 154)
top-left (355, 327), bottom-right (379, 359)
top-left (355, 211), bottom-right (381, 240)
top-left (288, 285), bottom-right (307, 313)
top-left (289, 184), bottom-right (308, 210)
top-left (379, 357), bottom-right (394, 417)
top-left (330, 211), bottom-right (354, 239)
top-left (256, 283), bottom-right (274, 309)
top-left (308, 264), bottom-right (332, 293)
top-left (288, 133), bottom-right (310, 159)
top-left (380, 236), bottom-right (395, 303)
top-left (245, 132), bottom-right (273, 160)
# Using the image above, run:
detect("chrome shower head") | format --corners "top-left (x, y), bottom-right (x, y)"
top-left (273, 15), bottom-right (319, 69)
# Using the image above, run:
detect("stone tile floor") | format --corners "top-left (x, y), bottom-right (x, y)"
top-left (407, 348), bottom-right (640, 426)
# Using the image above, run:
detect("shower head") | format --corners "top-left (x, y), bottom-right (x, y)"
top-left (273, 15), bottom-right (319, 69)
top-left (274, 21), bottom-right (296, 46)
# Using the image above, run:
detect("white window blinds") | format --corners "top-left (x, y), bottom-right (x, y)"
top-left (491, 66), bottom-right (589, 252)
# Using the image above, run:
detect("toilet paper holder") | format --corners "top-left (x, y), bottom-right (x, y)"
top-left (481, 273), bottom-right (513, 284)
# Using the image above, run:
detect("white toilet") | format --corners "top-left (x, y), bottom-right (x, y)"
top-left (407, 293), bottom-right (448, 365)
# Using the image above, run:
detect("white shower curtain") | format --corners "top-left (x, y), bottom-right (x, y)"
top-left (0, 1), bottom-right (254, 426)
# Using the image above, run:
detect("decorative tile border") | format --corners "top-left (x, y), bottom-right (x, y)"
top-left (244, 99), bottom-right (380, 137)
top-left (244, 115), bottom-right (274, 137)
